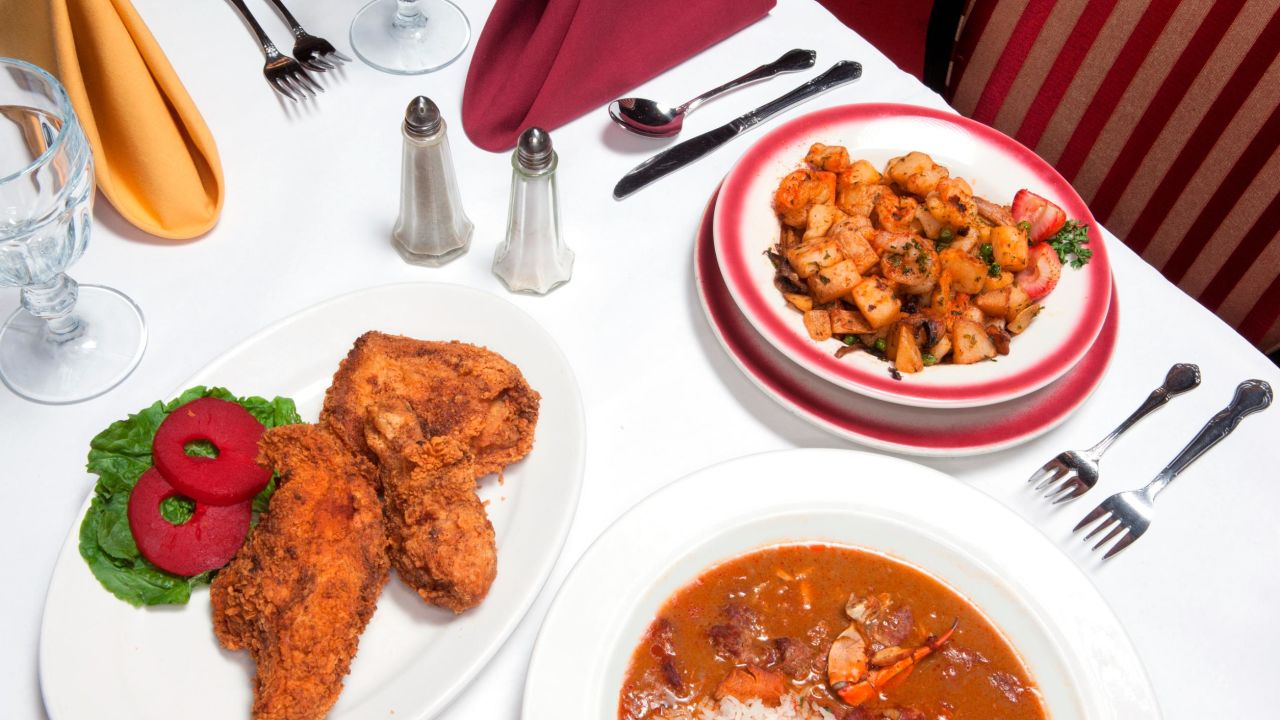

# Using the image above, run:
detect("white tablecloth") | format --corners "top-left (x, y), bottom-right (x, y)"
top-left (4, 0), bottom-right (1279, 717)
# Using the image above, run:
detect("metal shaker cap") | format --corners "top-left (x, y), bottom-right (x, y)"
top-left (404, 96), bottom-right (442, 137)
top-left (517, 127), bottom-right (553, 170)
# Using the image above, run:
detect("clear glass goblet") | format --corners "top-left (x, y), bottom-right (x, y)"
top-left (0, 58), bottom-right (145, 404)
top-left (350, 0), bottom-right (471, 75)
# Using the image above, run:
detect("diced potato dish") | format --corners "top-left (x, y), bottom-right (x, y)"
top-left (769, 144), bottom-right (1079, 374)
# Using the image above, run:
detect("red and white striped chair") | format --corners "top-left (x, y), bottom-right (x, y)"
top-left (945, 0), bottom-right (1280, 352)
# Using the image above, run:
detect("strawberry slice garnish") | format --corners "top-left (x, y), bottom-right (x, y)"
top-left (1015, 243), bottom-right (1063, 301)
top-left (1011, 189), bottom-right (1067, 243)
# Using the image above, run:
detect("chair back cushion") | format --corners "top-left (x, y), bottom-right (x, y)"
top-left (947, 0), bottom-right (1280, 350)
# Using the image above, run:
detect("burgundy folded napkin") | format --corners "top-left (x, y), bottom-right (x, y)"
top-left (462, 0), bottom-right (776, 152)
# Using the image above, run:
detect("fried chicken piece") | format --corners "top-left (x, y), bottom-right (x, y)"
top-left (363, 400), bottom-right (496, 612)
top-left (211, 425), bottom-right (389, 720)
top-left (321, 332), bottom-right (540, 478)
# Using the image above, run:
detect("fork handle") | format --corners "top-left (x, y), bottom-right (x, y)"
top-left (1148, 379), bottom-right (1272, 496)
top-left (263, 0), bottom-right (306, 37)
top-left (1088, 363), bottom-right (1201, 457)
top-left (225, 0), bottom-right (282, 55)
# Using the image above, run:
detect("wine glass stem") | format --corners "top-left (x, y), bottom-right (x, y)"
top-left (393, 0), bottom-right (427, 33)
top-left (21, 273), bottom-right (82, 338)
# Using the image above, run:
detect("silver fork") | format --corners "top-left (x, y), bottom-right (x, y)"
top-left (225, 0), bottom-right (322, 100)
top-left (263, 0), bottom-right (352, 72)
top-left (1030, 363), bottom-right (1201, 503)
top-left (1074, 379), bottom-right (1273, 559)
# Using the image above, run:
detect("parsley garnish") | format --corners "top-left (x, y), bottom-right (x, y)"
top-left (1018, 220), bottom-right (1032, 234)
top-left (1047, 220), bottom-right (1093, 269)
top-left (937, 228), bottom-right (954, 249)
top-left (910, 240), bottom-right (931, 272)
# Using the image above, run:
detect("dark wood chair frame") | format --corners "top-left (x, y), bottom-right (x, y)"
top-left (924, 0), bottom-right (965, 93)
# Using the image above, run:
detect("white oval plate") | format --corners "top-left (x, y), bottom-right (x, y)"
top-left (40, 282), bottom-right (586, 720)
top-left (713, 104), bottom-right (1112, 409)
top-left (524, 449), bottom-right (1158, 719)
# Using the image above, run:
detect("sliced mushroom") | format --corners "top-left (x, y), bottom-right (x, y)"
top-left (1008, 303), bottom-right (1042, 335)
top-left (974, 195), bottom-right (1015, 226)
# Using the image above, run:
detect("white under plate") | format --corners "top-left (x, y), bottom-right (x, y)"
top-left (40, 282), bottom-right (586, 720)
top-left (524, 449), bottom-right (1159, 719)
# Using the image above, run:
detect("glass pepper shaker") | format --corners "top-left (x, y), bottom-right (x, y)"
top-left (493, 127), bottom-right (574, 294)
top-left (392, 96), bottom-right (473, 266)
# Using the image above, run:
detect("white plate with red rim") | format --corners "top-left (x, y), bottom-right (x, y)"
top-left (713, 103), bottom-right (1113, 409)
top-left (698, 185), bottom-right (1119, 456)
top-left (39, 282), bottom-right (586, 720)
top-left (522, 449), bottom-right (1160, 719)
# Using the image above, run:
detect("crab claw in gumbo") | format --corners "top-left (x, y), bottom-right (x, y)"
top-left (827, 595), bottom-right (958, 707)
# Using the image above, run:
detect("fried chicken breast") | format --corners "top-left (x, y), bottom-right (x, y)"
top-left (321, 332), bottom-right (540, 477)
top-left (211, 425), bottom-right (389, 720)
top-left (363, 400), bottom-right (497, 612)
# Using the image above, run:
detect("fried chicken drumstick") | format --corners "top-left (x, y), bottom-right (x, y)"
top-left (319, 332), bottom-right (538, 613)
top-left (211, 425), bottom-right (389, 720)
top-left (321, 332), bottom-right (540, 477)
top-left (364, 400), bottom-right (497, 612)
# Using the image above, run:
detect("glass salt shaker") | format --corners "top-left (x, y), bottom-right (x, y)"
top-left (392, 96), bottom-right (473, 266)
top-left (493, 127), bottom-right (574, 294)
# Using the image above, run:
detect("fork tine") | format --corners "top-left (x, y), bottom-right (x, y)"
top-left (304, 55), bottom-right (335, 71)
top-left (1091, 523), bottom-right (1126, 551)
top-left (294, 69), bottom-right (323, 94)
top-left (1033, 465), bottom-right (1067, 491)
top-left (329, 49), bottom-right (353, 63)
top-left (1026, 465), bottom-right (1054, 485)
top-left (270, 76), bottom-right (298, 101)
top-left (1052, 480), bottom-right (1090, 504)
top-left (1073, 504), bottom-right (1108, 532)
top-left (1103, 529), bottom-right (1140, 559)
top-left (1082, 513), bottom-right (1119, 541)
top-left (287, 73), bottom-right (316, 98)
top-left (1044, 479), bottom-right (1078, 502)
top-left (279, 74), bottom-right (308, 99)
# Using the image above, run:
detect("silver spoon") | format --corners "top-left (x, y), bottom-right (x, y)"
top-left (608, 49), bottom-right (816, 138)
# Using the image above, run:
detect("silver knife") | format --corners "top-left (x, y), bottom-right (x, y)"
top-left (613, 60), bottom-right (863, 200)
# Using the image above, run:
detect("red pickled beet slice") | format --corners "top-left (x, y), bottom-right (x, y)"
top-left (153, 397), bottom-right (271, 505)
top-left (127, 468), bottom-right (251, 577)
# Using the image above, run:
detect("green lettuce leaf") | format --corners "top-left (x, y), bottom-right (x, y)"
top-left (96, 494), bottom-right (139, 560)
top-left (159, 496), bottom-right (196, 525)
top-left (78, 386), bottom-right (302, 607)
top-left (237, 395), bottom-right (302, 428)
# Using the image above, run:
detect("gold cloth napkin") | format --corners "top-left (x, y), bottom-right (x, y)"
top-left (1, 0), bottom-right (223, 240)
